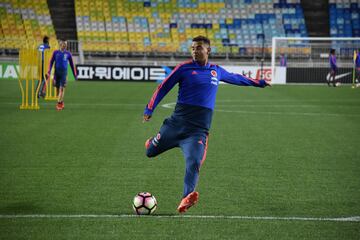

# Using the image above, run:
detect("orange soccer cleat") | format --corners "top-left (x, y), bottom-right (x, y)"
top-left (177, 191), bottom-right (199, 213)
top-left (56, 102), bottom-right (64, 111)
top-left (56, 102), bottom-right (62, 111)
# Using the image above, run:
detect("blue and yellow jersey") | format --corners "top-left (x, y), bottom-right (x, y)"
top-left (38, 43), bottom-right (50, 53)
top-left (38, 43), bottom-right (50, 78)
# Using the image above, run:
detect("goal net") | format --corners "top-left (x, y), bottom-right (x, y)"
top-left (271, 37), bottom-right (360, 85)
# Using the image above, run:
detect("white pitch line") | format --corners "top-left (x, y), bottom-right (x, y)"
top-left (216, 99), bottom-right (360, 103)
top-left (215, 109), bottom-right (360, 117)
top-left (0, 214), bottom-right (359, 222)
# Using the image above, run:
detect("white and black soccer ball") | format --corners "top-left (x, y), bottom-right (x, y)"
top-left (132, 192), bottom-right (157, 215)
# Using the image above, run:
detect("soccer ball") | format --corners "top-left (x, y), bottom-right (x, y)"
top-left (132, 192), bottom-right (157, 215)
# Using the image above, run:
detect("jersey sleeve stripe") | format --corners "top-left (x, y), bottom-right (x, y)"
top-left (147, 60), bottom-right (192, 110)
top-left (240, 74), bottom-right (261, 84)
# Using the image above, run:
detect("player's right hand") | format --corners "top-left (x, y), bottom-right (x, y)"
top-left (45, 73), bottom-right (49, 79)
top-left (265, 80), bottom-right (272, 87)
top-left (143, 114), bottom-right (152, 123)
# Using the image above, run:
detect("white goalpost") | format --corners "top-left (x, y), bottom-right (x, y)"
top-left (271, 37), bottom-right (360, 85)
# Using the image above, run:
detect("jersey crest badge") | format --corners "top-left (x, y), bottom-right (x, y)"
top-left (211, 70), bottom-right (217, 77)
top-left (210, 70), bottom-right (218, 85)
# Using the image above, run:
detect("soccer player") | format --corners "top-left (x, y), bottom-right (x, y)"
top-left (46, 39), bottom-right (77, 110)
top-left (355, 49), bottom-right (360, 88)
top-left (328, 49), bottom-right (338, 87)
top-left (279, 53), bottom-right (287, 67)
top-left (37, 36), bottom-right (50, 98)
top-left (143, 36), bottom-right (271, 213)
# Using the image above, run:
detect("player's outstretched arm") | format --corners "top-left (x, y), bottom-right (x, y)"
top-left (142, 64), bottom-right (182, 122)
top-left (218, 66), bottom-right (271, 88)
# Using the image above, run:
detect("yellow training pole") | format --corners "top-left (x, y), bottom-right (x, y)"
top-left (18, 48), bottom-right (26, 109)
top-left (35, 48), bottom-right (41, 107)
top-left (18, 43), bottom-right (40, 110)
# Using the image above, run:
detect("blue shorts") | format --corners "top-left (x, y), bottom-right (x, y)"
top-left (54, 71), bottom-right (67, 88)
top-left (146, 118), bottom-right (208, 160)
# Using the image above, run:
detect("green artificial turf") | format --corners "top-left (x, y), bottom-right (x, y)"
top-left (0, 80), bottom-right (359, 239)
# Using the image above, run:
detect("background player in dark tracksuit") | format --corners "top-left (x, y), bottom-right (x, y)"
top-left (46, 40), bottom-right (77, 110)
top-left (37, 36), bottom-right (50, 98)
top-left (143, 36), bottom-right (271, 213)
top-left (328, 49), bottom-right (338, 87)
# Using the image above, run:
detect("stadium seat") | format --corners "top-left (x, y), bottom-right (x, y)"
top-left (0, 0), bottom-right (56, 49)
top-left (73, 0), bottom-right (308, 54)
top-left (329, 0), bottom-right (360, 37)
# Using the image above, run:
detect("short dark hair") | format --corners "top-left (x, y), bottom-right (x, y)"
top-left (192, 35), bottom-right (210, 46)
top-left (330, 49), bottom-right (336, 54)
top-left (43, 36), bottom-right (49, 44)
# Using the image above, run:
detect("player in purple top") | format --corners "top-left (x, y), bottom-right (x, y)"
top-left (46, 40), bottom-right (77, 110)
top-left (328, 49), bottom-right (338, 87)
top-left (355, 49), bottom-right (360, 88)
top-left (280, 53), bottom-right (287, 67)
top-left (143, 36), bottom-right (271, 213)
